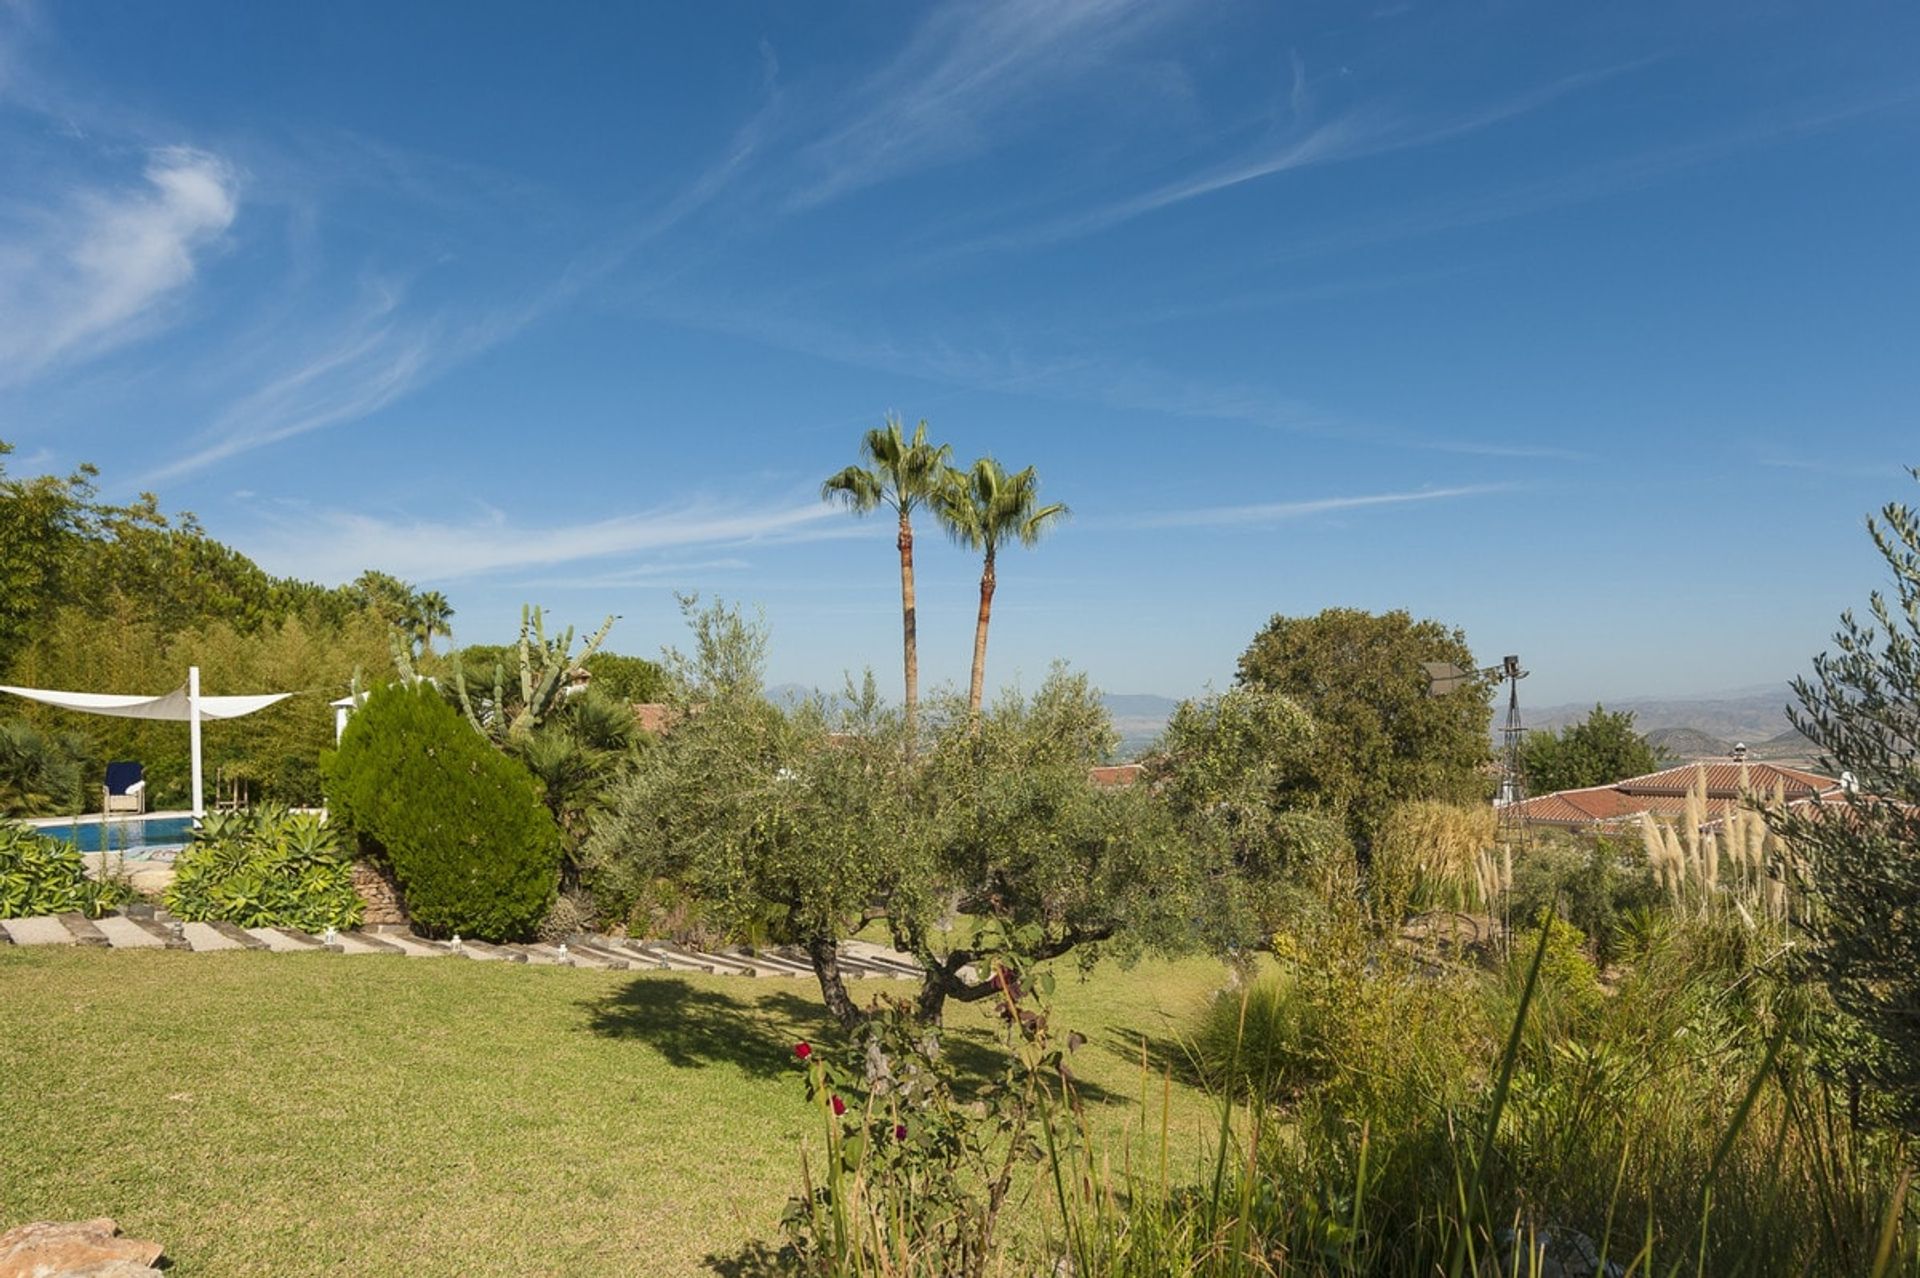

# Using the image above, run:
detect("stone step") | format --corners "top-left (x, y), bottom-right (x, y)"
top-left (204, 920), bottom-right (269, 950)
top-left (244, 927), bottom-right (321, 953)
top-left (119, 913), bottom-right (191, 949)
top-left (331, 932), bottom-right (398, 956)
top-left (91, 914), bottom-right (166, 950)
top-left (452, 938), bottom-right (523, 963)
top-left (744, 947), bottom-right (818, 977)
top-left (370, 933), bottom-right (453, 958)
top-left (180, 921), bottom-right (246, 952)
top-left (340, 931), bottom-right (407, 956)
top-left (560, 942), bottom-right (634, 971)
top-left (0, 916), bottom-right (76, 946)
top-left (611, 941), bottom-right (715, 974)
top-left (0, 912), bottom-right (926, 982)
top-left (57, 913), bottom-right (110, 948)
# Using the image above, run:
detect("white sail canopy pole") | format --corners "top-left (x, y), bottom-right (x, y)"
top-left (0, 669), bottom-right (296, 826)
top-left (189, 666), bottom-right (205, 823)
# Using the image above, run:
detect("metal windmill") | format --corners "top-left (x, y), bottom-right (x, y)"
top-left (1424, 653), bottom-right (1531, 846)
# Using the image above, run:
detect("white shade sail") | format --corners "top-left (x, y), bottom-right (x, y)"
top-left (0, 684), bottom-right (291, 721)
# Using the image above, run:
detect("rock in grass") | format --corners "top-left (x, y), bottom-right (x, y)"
top-left (0, 1218), bottom-right (164, 1277)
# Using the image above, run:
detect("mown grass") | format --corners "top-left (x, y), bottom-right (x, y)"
top-left (0, 947), bottom-right (1227, 1276)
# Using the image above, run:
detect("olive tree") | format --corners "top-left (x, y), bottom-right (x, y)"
top-left (587, 602), bottom-right (1212, 1028)
top-left (1769, 470), bottom-right (1920, 1136)
top-left (903, 668), bottom-right (1206, 1023)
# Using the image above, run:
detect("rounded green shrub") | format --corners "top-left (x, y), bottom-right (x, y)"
top-left (164, 807), bottom-right (362, 932)
top-left (0, 819), bottom-right (132, 918)
top-left (323, 682), bottom-right (560, 940)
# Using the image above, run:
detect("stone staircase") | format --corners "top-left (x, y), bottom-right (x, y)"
top-left (0, 908), bottom-right (921, 980)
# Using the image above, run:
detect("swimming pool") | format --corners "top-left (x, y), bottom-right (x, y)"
top-left (30, 816), bottom-right (195, 857)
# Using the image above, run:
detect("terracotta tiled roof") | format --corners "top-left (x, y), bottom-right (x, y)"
top-left (1507, 759), bottom-right (1845, 829)
top-left (1615, 761), bottom-right (1835, 799)
top-left (632, 703), bottom-right (679, 735)
top-left (1089, 763), bottom-right (1145, 789)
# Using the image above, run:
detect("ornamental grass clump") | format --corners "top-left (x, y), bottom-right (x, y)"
top-left (164, 806), bottom-right (361, 932)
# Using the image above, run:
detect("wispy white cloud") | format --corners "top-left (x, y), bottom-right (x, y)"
top-left (948, 59), bottom-right (1658, 255)
top-left (785, 0), bottom-right (1198, 209)
top-left (240, 497), bottom-right (844, 584)
top-left (1243, 86), bottom-right (1920, 271)
top-left (0, 147), bottom-right (238, 380)
top-left (1127, 484), bottom-right (1508, 529)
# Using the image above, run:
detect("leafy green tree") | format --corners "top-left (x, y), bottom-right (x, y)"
top-left (1769, 469), bottom-right (1920, 1136)
top-left (0, 719), bottom-right (92, 816)
top-left (933, 458), bottom-right (1069, 718)
top-left (822, 416), bottom-right (952, 738)
top-left (906, 669), bottom-right (1204, 1023)
top-left (588, 602), bottom-right (1206, 1028)
top-left (1147, 687), bottom-right (1343, 942)
top-left (0, 444), bottom-right (93, 674)
top-left (581, 651), bottom-right (669, 704)
top-left (407, 589), bottom-right (455, 657)
top-left (587, 601), bottom-right (911, 1027)
top-left (1520, 705), bottom-right (1665, 794)
top-left (324, 682), bottom-right (562, 940)
top-left (1235, 608), bottom-right (1493, 853)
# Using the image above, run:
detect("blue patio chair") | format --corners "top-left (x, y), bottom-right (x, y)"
top-left (103, 761), bottom-right (146, 815)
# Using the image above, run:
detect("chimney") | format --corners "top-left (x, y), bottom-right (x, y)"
top-left (1731, 741), bottom-right (1749, 762)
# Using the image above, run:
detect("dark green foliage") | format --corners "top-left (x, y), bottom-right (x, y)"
top-left (1770, 468), bottom-right (1920, 1138)
top-left (0, 440), bottom-right (426, 808)
top-left (1235, 607), bottom-right (1493, 852)
top-left (1148, 687), bottom-right (1349, 943)
top-left (163, 807), bottom-right (363, 932)
top-left (1520, 703), bottom-right (1666, 793)
top-left (1506, 833), bottom-right (1659, 968)
top-left (324, 682), bottom-right (561, 941)
top-left (0, 719), bottom-right (92, 816)
top-left (580, 651), bottom-right (668, 704)
top-left (0, 819), bottom-right (132, 918)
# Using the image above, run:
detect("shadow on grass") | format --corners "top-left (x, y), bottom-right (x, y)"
top-left (702, 1239), bottom-right (802, 1276)
top-left (581, 975), bottom-right (1125, 1103)
top-left (581, 979), bottom-right (838, 1077)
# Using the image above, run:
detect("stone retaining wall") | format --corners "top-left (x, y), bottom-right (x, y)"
top-left (350, 859), bottom-right (408, 926)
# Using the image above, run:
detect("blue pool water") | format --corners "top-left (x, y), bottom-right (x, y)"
top-left (32, 816), bottom-right (194, 857)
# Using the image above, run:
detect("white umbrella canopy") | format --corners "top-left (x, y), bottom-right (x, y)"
top-left (0, 668), bottom-right (295, 820)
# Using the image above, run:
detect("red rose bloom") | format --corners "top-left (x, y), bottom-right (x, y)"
top-left (794, 1042), bottom-right (812, 1060)
top-left (831, 1095), bottom-right (847, 1116)
top-left (894, 1124), bottom-right (908, 1141)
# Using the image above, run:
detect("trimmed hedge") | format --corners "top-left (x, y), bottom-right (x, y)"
top-left (164, 807), bottom-right (362, 932)
top-left (323, 682), bottom-right (560, 941)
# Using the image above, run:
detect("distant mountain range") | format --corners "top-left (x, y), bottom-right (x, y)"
top-left (1527, 684), bottom-right (1822, 768)
top-left (1525, 685), bottom-right (1796, 745)
top-left (769, 683), bottom-right (1820, 768)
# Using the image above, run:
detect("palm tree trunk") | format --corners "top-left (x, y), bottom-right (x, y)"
top-left (898, 511), bottom-right (918, 738)
top-left (967, 547), bottom-right (996, 718)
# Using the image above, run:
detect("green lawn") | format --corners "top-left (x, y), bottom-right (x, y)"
top-left (0, 947), bottom-right (1228, 1276)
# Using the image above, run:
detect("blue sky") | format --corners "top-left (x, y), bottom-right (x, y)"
top-left (3, 1), bottom-right (1917, 707)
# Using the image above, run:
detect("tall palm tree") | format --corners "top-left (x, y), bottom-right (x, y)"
top-left (935, 458), bottom-right (1069, 718)
top-left (821, 415), bottom-right (951, 737)
top-left (409, 589), bottom-right (455, 657)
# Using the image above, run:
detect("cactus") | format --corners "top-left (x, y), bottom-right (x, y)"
top-left (452, 605), bottom-right (615, 745)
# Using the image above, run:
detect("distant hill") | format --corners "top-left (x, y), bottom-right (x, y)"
top-left (1527, 685), bottom-right (1796, 743)
top-left (761, 685), bottom-right (1180, 760)
top-left (1103, 693), bottom-right (1180, 760)
top-left (1645, 726), bottom-right (1731, 760)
